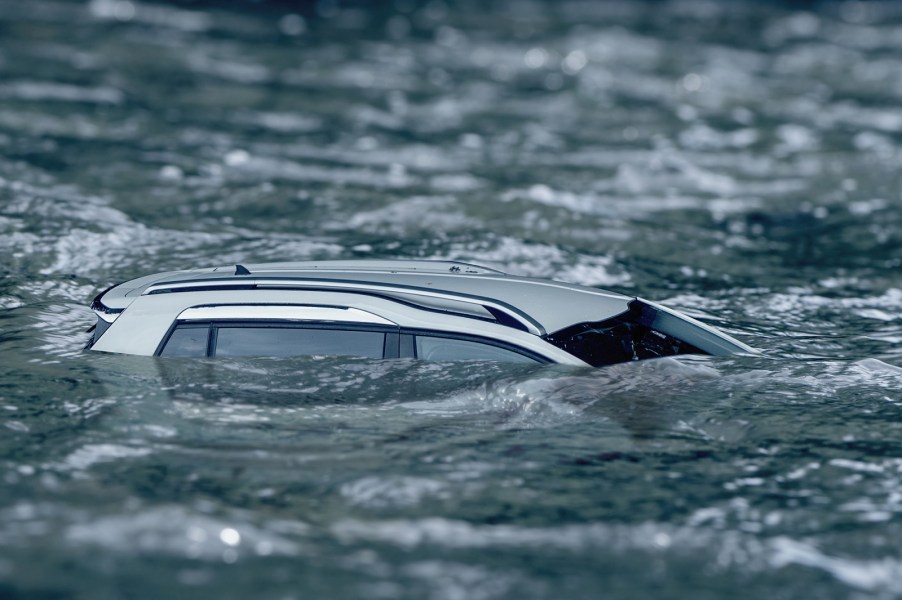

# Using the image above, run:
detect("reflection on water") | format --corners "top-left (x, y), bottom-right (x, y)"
top-left (1, 0), bottom-right (901, 597)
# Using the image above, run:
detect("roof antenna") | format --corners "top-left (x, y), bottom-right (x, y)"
top-left (235, 264), bottom-right (251, 276)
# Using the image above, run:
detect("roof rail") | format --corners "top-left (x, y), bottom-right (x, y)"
top-left (142, 277), bottom-right (545, 336)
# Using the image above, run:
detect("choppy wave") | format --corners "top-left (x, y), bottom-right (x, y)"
top-left (1, 0), bottom-right (901, 597)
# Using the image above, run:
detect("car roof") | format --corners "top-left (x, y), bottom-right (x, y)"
top-left (97, 260), bottom-right (633, 335)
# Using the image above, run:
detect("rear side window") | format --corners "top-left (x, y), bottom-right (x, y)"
top-left (414, 335), bottom-right (539, 364)
top-left (159, 325), bottom-right (210, 357)
top-left (214, 326), bottom-right (385, 359)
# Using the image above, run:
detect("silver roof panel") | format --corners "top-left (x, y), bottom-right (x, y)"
top-left (98, 260), bottom-right (633, 334)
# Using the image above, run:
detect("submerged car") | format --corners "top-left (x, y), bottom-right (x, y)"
top-left (86, 260), bottom-right (754, 366)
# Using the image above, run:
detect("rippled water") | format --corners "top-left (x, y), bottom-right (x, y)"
top-left (1, 0), bottom-right (901, 597)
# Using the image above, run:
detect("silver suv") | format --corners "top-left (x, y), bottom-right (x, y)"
top-left (87, 260), bottom-right (754, 366)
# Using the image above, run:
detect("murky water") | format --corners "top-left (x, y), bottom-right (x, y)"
top-left (1, 0), bottom-right (901, 597)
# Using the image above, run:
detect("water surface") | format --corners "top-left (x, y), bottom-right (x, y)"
top-left (1, 0), bottom-right (901, 598)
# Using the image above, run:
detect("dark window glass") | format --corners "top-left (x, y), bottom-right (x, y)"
top-left (415, 335), bottom-right (539, 364)
top-left (399, 334), bottom-right (415, 358)
top-left (214, 327), bottom-right (385, 359)
top-left (160, 326), bottom-right (209, 357)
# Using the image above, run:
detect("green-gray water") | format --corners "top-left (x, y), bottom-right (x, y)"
top-left (1, 0), bottom-right (901, 597)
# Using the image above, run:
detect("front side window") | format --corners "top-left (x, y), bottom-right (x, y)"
top-left (414, 334), bottom-right (540, 364)
top-left (214, 326), bottom-right (385, 359)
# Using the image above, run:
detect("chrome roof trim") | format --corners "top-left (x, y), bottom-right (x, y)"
top-left (176, 304), bottom-right (397, 325)
top-left (213, 260), bottom-right (507, 275)
top-left (143, 278), bottom-right (546, 336)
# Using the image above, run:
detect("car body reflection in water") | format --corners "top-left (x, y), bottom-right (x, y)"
top-left (138, 350), bottom-right (724, 447)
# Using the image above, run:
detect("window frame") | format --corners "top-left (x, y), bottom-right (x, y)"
top-left (154, 320), bottom-right (551, 364)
